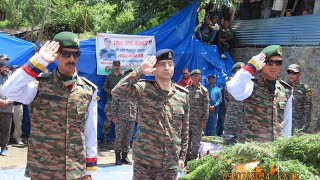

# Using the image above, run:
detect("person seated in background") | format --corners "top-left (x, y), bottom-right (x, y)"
top-left (217, 20), bottom-right (237, 59)
top-left (195, 15), bottom-right (217, 45)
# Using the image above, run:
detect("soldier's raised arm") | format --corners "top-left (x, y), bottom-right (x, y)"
top-left (111, 56), bottom-right (157, 98)
top-left (227, 52), bottom-right (266, 101)
top-left (3, 41), bottom-right (60, 104)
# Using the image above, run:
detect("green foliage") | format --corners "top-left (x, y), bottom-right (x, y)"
top-left (181, 134), bottom-right (320, 180)
top-left (275, 134), bottom-right (320, 165)
top-left (0, 20), bottom-right (10, 29)
top-left (201, 136), bottom-right (223, 144)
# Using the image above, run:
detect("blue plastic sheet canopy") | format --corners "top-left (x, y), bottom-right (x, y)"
top-left (0, 33), bottom-right (35, 67)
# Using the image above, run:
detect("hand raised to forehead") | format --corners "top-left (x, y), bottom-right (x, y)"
top-left (139, 56), bottom-right (157, 75)
top-left (252, 52), bottom-right (266, 70)
top-left (39, 41), bottom-right (60, 64)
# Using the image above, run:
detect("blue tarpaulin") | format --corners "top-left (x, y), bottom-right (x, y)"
top-left (0, 33), bottom-right (35, 67)
top-left (0, 0), bottom-right (234, 140)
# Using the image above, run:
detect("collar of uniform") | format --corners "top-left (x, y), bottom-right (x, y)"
top-left (192, 83), bottom-right (202, 88)
top-left (53, 68), bottom-right (78, 90)
top-left (154, 81), bottom-right (176, 93)
top-left (111, 72), bottom-right (123, 77)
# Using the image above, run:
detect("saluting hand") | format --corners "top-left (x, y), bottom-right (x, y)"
top-left (39, 41), bottom-right (60, 64)
top-left (250, 52), bottom-right (266, 71)
top-left (139, 56), bottom-right (157, 75)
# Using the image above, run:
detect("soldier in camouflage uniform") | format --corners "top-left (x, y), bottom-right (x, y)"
top-left (103, 60), bottom-right (124, 144)
top-left (112, 68), bottom-right (137, 165)
top-left (111, 49), bottom-right (189, 180)
top-left (3, 32), bottom-right (98, 180)
top-left (286, 64), bottom-right (313, 133)
top-left (186, 69), bottom-right (209, 161)
top-left (227, 45), bottom-right (292, 142)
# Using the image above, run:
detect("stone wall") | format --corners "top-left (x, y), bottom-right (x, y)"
top-left (230, 46), bottom-right (320, 132)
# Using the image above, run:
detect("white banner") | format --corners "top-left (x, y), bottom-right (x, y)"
top-left (96, 33), bottom-right (156, 75)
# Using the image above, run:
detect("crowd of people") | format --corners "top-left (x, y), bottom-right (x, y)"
top-left (194, 1), bottom-right (315, 59)
top-left (0, 31), bottom-right (317, 180)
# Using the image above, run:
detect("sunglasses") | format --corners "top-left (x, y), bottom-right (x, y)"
top-left (265, 60), bottom-right (283, 66)
top-left (60, 50), bottom-right (81, 58)
top-left (183, 73), bottom-right (189, 75)
top-left (287, 70), bottom-right (299, 75)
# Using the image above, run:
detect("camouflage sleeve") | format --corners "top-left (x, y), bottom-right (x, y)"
top-left (111, 97), bottom-right (119, 119)
top-left (111, 68), bottom-right (145, 99)
top-left (223, 91), bottom-right (240, 137)
top-left (303, 87), bottom-right (313, 130)
top-left (102, 77), bottom-right (111, 97)
top-left (202, 89), bottom-right (210, 123)
top-left (179, 94), bottom-right (189, 162)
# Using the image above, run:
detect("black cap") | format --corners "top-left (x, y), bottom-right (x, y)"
top-left (113, 60), bottom-right (120, 65)
top-left (155, 49), bottom-right (174, 62)
top-left (0, 60), bottom-right (9, 68)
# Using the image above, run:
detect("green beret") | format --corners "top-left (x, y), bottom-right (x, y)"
top-left (53, 32), bottom-right (80, 49)
top-left (190, 69), bottom-right (201, 75)
top-left (287, 64), bottom-right (301, 73)
top-left (262, 45), bottom-right (282, 59)
top-left (231, 62), bottom-right (245, 73)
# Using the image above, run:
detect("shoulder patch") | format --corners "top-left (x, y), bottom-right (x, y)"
top-left (279, 80), bottom-right (292, 90)
top-left (175, 83), bottom-right (189, 94)
top-left (80, 77), bottom-right (97, 90)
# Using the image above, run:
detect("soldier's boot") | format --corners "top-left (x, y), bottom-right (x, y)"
top-left (121, 152), bottom-right (132, 165)
top-left (115, 151), bottom-right (122, 165)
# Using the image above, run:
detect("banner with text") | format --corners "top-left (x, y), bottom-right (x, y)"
top-left (96, 33), bottom-right (156, 75)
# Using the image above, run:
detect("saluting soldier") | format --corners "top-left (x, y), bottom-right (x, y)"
top-left (186, 69), bottom-right (209, 161)
top-left (286, 64), bottom-right (313, 133)
top-left (111, 49), bottom-right (189, 180)
top-left (227, 45), bottom-right (292, 142)
top-left (3, 32), bottom-right (98, 180)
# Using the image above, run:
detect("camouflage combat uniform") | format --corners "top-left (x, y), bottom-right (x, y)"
top-left (186, 83), bottom-right (209, 160)
top-left (24, 70), bottom-right (96, 179)
top-left (111, 69), bottom-right (189, 180)
top-left (112, 96), bottom-right (137, 153)
top-left (291, 82), bottom-right (313, 133)
top-left (228, 74), bottom-right (292, 142)
top-left (103, 73), bottom-right (124, 139)
top-left (223, 89), bottom-right (245, 143)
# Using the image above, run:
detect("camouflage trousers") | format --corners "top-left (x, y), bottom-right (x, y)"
top-left (103, 100), bottom-right (112, 139)
top-left (187, 126), bottom-right (202, 160)
top-left (114, 120), bottom-right (135, 152)
top-left (133, 162), bottom-right (177, 180)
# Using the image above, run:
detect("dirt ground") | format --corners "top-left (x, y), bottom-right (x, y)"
top-left (0, 143), bottom-right (132, 170)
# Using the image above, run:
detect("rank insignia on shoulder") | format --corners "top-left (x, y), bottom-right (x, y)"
top-left (95, 96), bottom-right (100, 101)
top-left (306, 91), bottom-right (312, 96)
